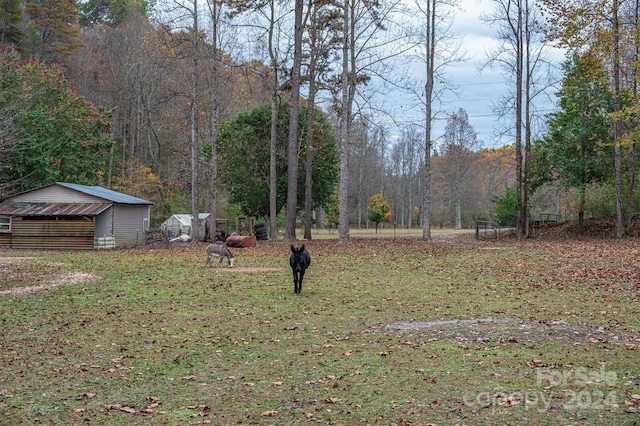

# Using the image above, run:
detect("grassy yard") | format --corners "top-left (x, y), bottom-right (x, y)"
top-left (0, 234), bottom-right (638, 425)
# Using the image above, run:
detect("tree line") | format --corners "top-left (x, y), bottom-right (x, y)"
top-left (1, 0), bottom-right (639, 239)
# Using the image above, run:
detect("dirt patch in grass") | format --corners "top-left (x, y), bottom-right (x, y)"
top-left (0, 256), bottom-right (97, 296)
top-left (384, 318), bottom-right (632, 344)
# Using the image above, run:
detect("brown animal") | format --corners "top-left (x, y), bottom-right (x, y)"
top-left (205, 244), bottom-right (235, 267)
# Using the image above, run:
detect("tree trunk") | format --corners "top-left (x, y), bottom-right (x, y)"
top-left (303, 0), bottom-right (317, 241)
top-left (190, 0), bottom-right (199, 242)
top-left (338, 0), bottom-right (350, 243)
top-left (612, 0), bottom-right (624, 237)
top-left (455, 189), bottom-right (461, 229)
top-left (268, 0), bottom-right (279, 240)
top-left (578, 185), bottom-right (585, 234)
top-left (209, 0), bottom-right (220, 243)
top-left (523, 0), bottom-right (531, 238)
top-left (284, 0), bottom-right (304, 241)
top-left (422, 0), bottom-right (435, 241)
top-left (626, 0), bottom-right (639, 230)
top-left (515, 0), bottom-right (523, 238)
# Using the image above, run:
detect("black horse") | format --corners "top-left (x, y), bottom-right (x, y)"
top-left (289, 245), bottom-right (311, 294)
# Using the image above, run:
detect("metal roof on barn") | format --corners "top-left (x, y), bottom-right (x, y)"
top-left (56, 182), bottom-right (153, 205)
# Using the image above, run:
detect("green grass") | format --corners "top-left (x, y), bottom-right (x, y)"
top-left (0, 236), bottom-right (638, 425)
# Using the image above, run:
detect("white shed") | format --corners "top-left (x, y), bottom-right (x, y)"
top-left (160, 213), bottom-right (211, 240)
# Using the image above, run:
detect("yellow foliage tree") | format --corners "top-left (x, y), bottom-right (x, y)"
top-left (368, 193), bottom-right (391, 233)
top-left (113, 164), bottom-right (161, 201)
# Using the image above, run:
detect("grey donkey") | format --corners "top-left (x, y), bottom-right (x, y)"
top-left (205, 244), bottom-right (235, 267)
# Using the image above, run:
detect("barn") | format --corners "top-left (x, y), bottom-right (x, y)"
top-left (0, 182), bottom-right (153, 250)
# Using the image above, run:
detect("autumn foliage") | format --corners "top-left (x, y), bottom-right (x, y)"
top-left (368, 193), bottom-right (391, 232)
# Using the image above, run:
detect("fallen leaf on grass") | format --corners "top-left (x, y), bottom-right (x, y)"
top-left (105, 404), bottom-right (136, 414)
top-left (324, 397), bottom-right (339, 404)
top-left (526, 359), bottom-right (546, 367)
top-left (262, 410), bottom-right (278, 416)
top-left (429, 400), bottom-right (440, 409)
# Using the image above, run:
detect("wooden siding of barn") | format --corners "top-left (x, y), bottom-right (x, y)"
top-left (113, 204), bottom-right (150, 247)
top-left (11, 219), bottom-right (95, 250)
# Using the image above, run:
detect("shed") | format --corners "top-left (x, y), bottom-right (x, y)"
top-left (160, 214), bottom-right (202, 240)
top-left (0, 182), bottom-right (153, 249)
top-left (160, 213), bottom-right (229, 241)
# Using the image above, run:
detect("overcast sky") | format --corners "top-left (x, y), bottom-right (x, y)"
top-left (381, 0), bottom-right (567, 149)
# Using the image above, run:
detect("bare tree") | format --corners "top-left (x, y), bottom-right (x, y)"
top-left (206, 0), bottom-right (222, 242)
top-left (482, 0), bottom-right (557, 237)
top-left (439, 108), bottom-right (480, 229)
top-left (190, 0), bottom-right (200, 241)
top-left (228, 0), bottom-right (293, 240)
top-left (303, 0), bottom-right (342, 240)
top-left (389, 126), bottom-right (421, 228)
top-left (337, 0), bottom-right (404, 243)
top-left (349, 120), bottom-right (387, 227)
top-left (338, 0), bottom-right (351, 243)
top-left (268, 0), bottom-right (280, 240)
top-left (396, 0), bottom-right (465, 240)
top-left (284, 0), bottom-right (305, 241)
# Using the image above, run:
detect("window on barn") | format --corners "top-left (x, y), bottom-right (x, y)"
top-left (0, 216), bottom-right (11, 233)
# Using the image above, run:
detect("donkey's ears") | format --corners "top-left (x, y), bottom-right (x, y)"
top-left (291, 245), bottom-right (296, 253)
top-left (300, 244), bottom-right (305, 251)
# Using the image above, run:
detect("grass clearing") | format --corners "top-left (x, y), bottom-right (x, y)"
top-left (0, 235), bottom-right (639, 425)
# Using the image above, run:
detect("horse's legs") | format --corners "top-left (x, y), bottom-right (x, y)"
top-left (293, 271), bottom-right (299, 294)
top-left (298, 270), bottom-right (304, 294)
